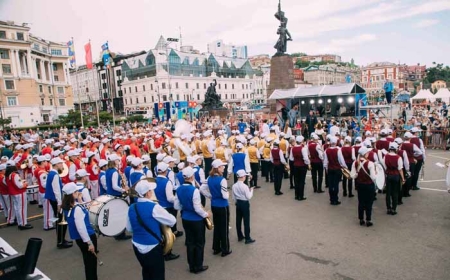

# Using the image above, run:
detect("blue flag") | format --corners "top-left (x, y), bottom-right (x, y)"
top-left (101, 42), bottom-right (110, 66)
top-left (345, 74), bottom-right (352, 83)
top-left (67, 40), bottom-right (76, 68)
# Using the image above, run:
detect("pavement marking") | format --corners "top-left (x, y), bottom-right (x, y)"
top-left (419, 187), bottom-right (448, 192)
top-left (428, 154), bottom-right (450, 160)
top-left (420, 179), bottom-right (446, 183)
top-left (0, 213), bottom-right (43, 228)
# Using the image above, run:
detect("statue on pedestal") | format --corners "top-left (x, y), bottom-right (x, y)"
top-left (274, 0), bottom-right (292, 56)
top-left (202, 79), bottom-right (223, 109)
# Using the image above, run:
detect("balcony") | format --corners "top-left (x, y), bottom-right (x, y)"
top-left (39, 105), bottom-right (54, 112)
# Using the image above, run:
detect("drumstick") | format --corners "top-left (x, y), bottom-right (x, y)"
top-left (92, 251), bottom-right (104, 266)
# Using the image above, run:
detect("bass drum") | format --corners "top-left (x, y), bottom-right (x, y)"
top-left (88, 195), bottom-right (129, 237)
top-left (375, 163), bottom-right (385, 191)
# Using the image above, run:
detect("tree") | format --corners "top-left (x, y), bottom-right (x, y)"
top-left (423, 63), bottom-right (450, 84)
top-left (0, 117), bottom-right (11, 129)
top-left (56, 110), bottom-right (88, 127)
top-left (291, 52), bottom-right (307, 57)
top-left (98, 111), bottom-right (113, 124)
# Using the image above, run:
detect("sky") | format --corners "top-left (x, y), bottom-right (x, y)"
top-left (1, 0), bottom-right (449, 67)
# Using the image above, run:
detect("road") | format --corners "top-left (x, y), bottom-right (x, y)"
top-left (1, 150), bottom-right (449, 280)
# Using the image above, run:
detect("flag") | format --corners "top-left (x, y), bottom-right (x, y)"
top-left (345, 74), bottom-right (352, 83)
top-left (67, 40), bottom-right (76, 68)
top-left (84, 42), bottom-right (93, 69)
top-left (101, 42), bottom-right (111, 67)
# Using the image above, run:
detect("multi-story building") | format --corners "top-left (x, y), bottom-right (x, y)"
top-left (120, 37), bottom-right (261, 118)
top-left (398, 64), bottom-right (426, 91)
top-left (360, 62), bottom-right (401, 94)
top-left (0, 20), bottom-right (73, 127)
top-left (432, 80), bottom-right (447, 92)
top-left (249, 54), bottom-right (271, 69)
top-left (303, 64), bottom-right (360, 86)
top-left (69, 65), bottom-right (101, 115)
top-left (207, 40), bottom-right (248, 59)
top-left (295, 54), bottom-right (342, 64)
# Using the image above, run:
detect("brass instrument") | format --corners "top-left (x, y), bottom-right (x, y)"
top-left (119, 170), bottom-right (128, 190)
top-left (205, 216), bottom-right (214, 230)
top-left (308, 164), bottom-right (312, 171)
top-left (58, 209), bottom-right (68, 226)
top-left (20, 159), bottom-right (28, 170)
top-left (341, 167), bottom-right (351, 179)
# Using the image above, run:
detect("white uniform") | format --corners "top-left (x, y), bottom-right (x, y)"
top-left (8, 172), bottom-right (28, 226)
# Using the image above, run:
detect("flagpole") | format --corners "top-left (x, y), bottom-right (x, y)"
top-left (88, 39), bottom-right (100, 127)
top-left (72, 37), bottom-right (84, 128)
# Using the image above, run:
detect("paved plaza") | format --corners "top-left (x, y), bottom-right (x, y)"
top-left (1, 151), bottom-right (449, 280)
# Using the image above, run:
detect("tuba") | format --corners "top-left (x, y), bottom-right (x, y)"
top-left (341, 167), bottom-right (351, 179)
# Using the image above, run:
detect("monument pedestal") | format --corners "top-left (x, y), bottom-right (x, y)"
top-left (267, 55), bottom-right (295, 114)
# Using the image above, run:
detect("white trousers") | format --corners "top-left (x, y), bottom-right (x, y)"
top-left (42, 195), bottom-right (55, 230)
top-left (0, 194), bottom-right (9, 219)
top-left (10, 193), bottom-right (27, 226)
top-left (90, 180), bottom-right (99, 200)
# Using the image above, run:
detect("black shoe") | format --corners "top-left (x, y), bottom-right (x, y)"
top-left (349, 194), bottom-right (354, 198)
top-left (317, 190), bottom-right (324, 193)
top-left (387, 209), bottom-right (392, 215)
top-left (404, 194), bottom-right (411, 197)
top-left (29, 200), bottom-right (38, 205)
top-left (360, 220), bottom-right (365, 226)
top-left (377, 190), bottom-right (382, 194)
top-left (64, 240), bottom-right (73, 245)
top-left (194, 266), bottom-right (209, 274)
top-left (164, 253), bottom-right (180, 261)
top-left (245, 239), bottom-right (256, 244)
top-left (290, 186), bottom-right (294, 189)
top-left (44, 227), bottom-right (56, 231)
top-left (313, 190), bottom-right (317, 193)
top-left (335, 201), bottom-right (341, 205)
top-left (278, 191), bottom-right (283, 195)
top-left (221, 250), bottom-right (232, 257)
top-left (213, 250), bottom-right (221, 255)
top-left (265, 180), bottom-right (269, 182)
top-left (398, 201), bottom-right (403, 205)
top-left (412, 187), bottom-right (420, 190)
top-left (174, 231), bottom-right (184, 238)
top-left (115, 234), bottom-right (132, 240)
top-left (299, 197), bottom-right (307, 201)
top-left (57, 242), bottom-right (73, 249)
top-left (255, 186), bottom-right (261, 189)
top-left (366, 221), bottom-right (373, 227)
top-left (270, 180), bottom-right (274, 183)
top-left (343, 193), bottom-right (347, 197)
top-left (38, 205), bottom-right (43, 208)
top-left (294, 197), bottom-right (300, 200)
top-left (391, 210), bottom-right (397, 215)
top-left (7, 222), bottom-right (17, 227)
top-left (238, 237), bottom-right (244, 242)
top-left (18, 224), bottom-right (33, 230)
top-left (373, 197), bottom-right (377, 201)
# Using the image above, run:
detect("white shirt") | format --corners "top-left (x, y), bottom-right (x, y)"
top-left (72, 204), bottom-right (91, 243)
top-left (126, 198), bottom-right (176, 254)
top-left (76, 182), bottom-right (92, 203)
top-left (156, 175), bottom-right (175, 204)
top-left (228, 152), bottom-right (251, 174)
top-left (232, 181), bottom-right (253, 202)
top-left (174, 185), bottom-right (208, 218)
top-left (350, 159), bottom-right (376, 181)
top-left (330, 125), bottom-right (340, 136)
top-left (289, 144), bottom-right (310, 165)
top-left (50, 170), bottom-right (62, 205)
top-left (111, 169), bottom-right (124, 193)
top-left (68, 162), bottom-right (77, 182)
top-left (381, 153), bottom-right (404, 172)
top-left (200, 176), bottom-right (229, 200)
top-left (262, 123), bottom-right (270, 135)
top-left (412, 137), bottom-right (426, 160)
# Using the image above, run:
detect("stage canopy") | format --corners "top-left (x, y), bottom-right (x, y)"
top-left (411, 89), bottom-right (435, 100)
top-left (269, 83), bottom-right (365, 100)
top-left (434, 88), bottom-right (450, 103)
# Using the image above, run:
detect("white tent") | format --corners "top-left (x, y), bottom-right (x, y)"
top-left (434, 88), bottom-right (450, 103)
top-left (268, 83), bottom-right (365, 100)
top-left (411, 89), bottom-right (435, 101)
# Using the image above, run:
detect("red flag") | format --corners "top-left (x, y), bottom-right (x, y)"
top-left (84, 42), bottom-right (93, 69)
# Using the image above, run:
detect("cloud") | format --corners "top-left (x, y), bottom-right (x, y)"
top-left (415, 19), bottom-right (439, 28)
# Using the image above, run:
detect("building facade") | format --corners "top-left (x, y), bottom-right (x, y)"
top-left (207, 40), bottom-right (248, 59)
top-left (295, 54), bottom-right (342, 64)
top-left (360, 62), bottom-right (401, 95)
top-left (249, 54), bottom-right (271, 69)
top-left (69, 65), bottom-right (101, 115)
top-left (0, 20), bottom-right (73, 127)
top-left (432, 80), bottom-right (447, 92)
top-left (398, 64), bottom-right (426, 92)
top-left (303, 64), bottom-right (360, 86)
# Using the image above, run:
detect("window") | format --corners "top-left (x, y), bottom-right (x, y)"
top-left (52, 64), bottom-right (57, 71)
top-left (246, 84), bottom-right (248, 89)
top-left (218, 84), bottom-right (221, 89)
top-left (196, 83), bottom-right (199, 89)
top-left (49, 99), bottom-right (53, 106)
top-left (59, 99), bottom-right (66, 106)
top-left (225, 84), bottom-right (227, 90)
top-left (118, 90), bottom-right (122, 97)
top-left (2, 64), bottom-right (11, 74)
top-left (143, 85), bottom-right (146, 91)
top-left (232, 84), bottom-right (234, 89)
top-left (151, 96), bottom-right (154, 102)
top-left (42, 47), bottom-right (47, 54)
top-left (16, 32), bottom-right (24, 41)
top-left (86, 87), bottom-right (89, 93)
top-left (102, 83), bottom-right (107, 89)
top-left (175, 82), bottom-right (179, 89)
top-left (136, 97), bottom-right (139, 103)
top-left (204, 83), bottom-right (206, 89)
top-left (124, 88), bottom-right (126, 94)
top-left (125, 99), bottom-right (127, 105)
top-left (0, 49), bottom-right (9, 59)
top-left (7, 96), bottom-right (17, 106)
top-left (242, 84), bottom-right (244, 89)
top-left (57, 87), bottom-right (64, 94)
top-left (117, 80), bottom-right (121, 87)
top-left (51, 49), bottom-right (62, 56)
top-left (176, 94), bottom-right (179, 100)
top-left (144, 96), bottom-right (146, 103)
top-left (0, 31), bottom-right (5, 39)
top-left (225, 94), bottom-right (228, 99)
top-left (48, 86), bottom-right (52, 94)
top-left (130, 98), bottom-right (132, 104)
top-left (151, 84), bottom-right (153, 91)
top-left (197, 94), bottom-right (200, 100)
top-left (129, 87), bottom-right (131, 93)
top-left (41, 98), bottom-right (45, 106)
top-left (116, 69), bottom-right (121, 76)
top-left (135, 86), bottom-right (138, 92)
top-left (162, 83), bottom-right (166, 89)
top-left (5, 80), bottom-right (14, 90)
top-left (185, 83), bottom-right (189, 89)
top-left (54, 75), bottom-right (59, 81)
top-left (101, 73), bottom-right (106, 79)
top-left (39, 85), bottom-right (43, 93)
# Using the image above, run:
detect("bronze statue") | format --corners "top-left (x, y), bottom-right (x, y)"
top-left (274, 0), bottom-right (292, 56)
top-left (202, 79), bottom-right (223, 109)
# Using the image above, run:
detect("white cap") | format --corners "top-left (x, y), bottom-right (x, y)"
top-left (389, 142), bottom-right (399, 150)
top-left (365, 131), bottom-right (372, 136)
top-left (280, 132), bottom-right (285, 137)
top-left (187, 155), bottom-right (200, 164)
top-left (212, 159), bottom-right (227, 168)
top-left (114, 144), bottom-right (122, 151)
top-left (101, 138), bottom-right (111, 144)
top-left (394, 137), bottom-right (403, 144)
top-left (203, 131), bottom-right (212, 137)
top-left (0, 164), bottom-right (6, 171)
top-left (135, 180), bottom-right (156, 197)
top-left (37, 155), bottom-right (47, 162)
top-left (142, 155), bottom-right (150, 162)
top-left (67, 150), bottom-right (79, 157)
top-left (387, 129), bottom-right (393, 134)
top-left (249, 139), bottom-right (256, 145)
top-left (50, 157), bottom-right (64, 165)
top-left (163, 156), bottom-right (175, 164)
top-left (411, 127), bottom-right (420, 133)
top-left (295, 136), bottom-right (304, 143)
top-left (344, 136), bottom-right (352, 142)
top-left (44, 154), bottom-right (52, 161)
top-left (311, 134), bottom-right (319, 140)
top-left (99, 159), bottom-right (108, 168)
top-left (1, 156), bottom-right (8, 161)
top-left (15, 145), bottom-right (22, 150)
top-left (221, 140), bottom-right (228, 146)
top-left (380, 129), bottom-right (387, 136)
top-left (76, 169), bottom-right (90, 177)
top-left (131, 157), bottom-right (143, 167)
top-left (92, 138), bottom-right (100, 143)
top-left (4, 140), bottom-right (12, 146)
top-left (156, 153), bottom-right (166, 161)
top-left (404, 132), bottom-right (413, 139)
top-left (62, 182), bottom-right (79, 195)
top-left (126, 155), bottom-right (135, 162)
top-left (6, 160), bottom-right (15, 166)
top-left (355, 137), bottom-right (362, 142)
top-left (363, 140), bottom-right (372, 147)
top-left (157, 162), bottom-right (169, 172)
top-left (63, 145), bottom-right (71, 151)
top-left (108, 154), bottom-right (121, 161)
top-left (236, 143), bottom-right (244, 149)
top-left (182, 166), bottom-right (195, 178)
top-left (86, 151), bottom-right (95, 158)
top-left (70, 138), bottom-right (78, 143)
top-left (358, 146), bottom-right (369, 156)
top-left (53, 143), bottom-right (61, 148)
top-left (236, 169), bottom-right (248, 178)
top-left (330, 136), bottom-right (338, 144)
top-left (177, 162), bottom-right (185, 170)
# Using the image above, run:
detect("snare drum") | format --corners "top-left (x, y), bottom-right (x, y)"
top-left (26, 184), bottom-right (39, 194)
top-left (88, 195), bottom-right (129, 237)
top-left (375, 163), bottom-right (385, 191)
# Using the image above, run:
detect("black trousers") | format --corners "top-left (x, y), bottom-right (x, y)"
top-left (289, 160), bottom-right (295, 188)
top-left (293, 166), bottom-right (307, 199)
top-left (412, 159), bottom-right (423, 189)
top-left (261, 160), bottom-right (268, 178)
top-left (133, 244), bottom-right (165, 280)
top-left (283, 157), bottom-right (289, 179)
top-left (386, 91), bottom-right (392, 104)
top-left (250, 163), bottom-right (259, 187)
top-left (342, 162), bottom-right (353, 195)
top-left (49, 199), bottom-right (68, 245)
top-left (273, 164), bottom-right (284, 193)
top-left (211, 206), bottom-right (230, 253)
top-left (182, 219), bottom-right (206, 271)
top-left (357, 183), bottom-right (375, 221)
top-left (75, 234), bottom-right (98, 280)
top-left (204, 157), bottom-right (213, 178)
top-left (236, 200), bottom-right (251, 240)
top-left (403, 163), bottom-right (415, 196)
top-left (261, 161), bottom-right (273, 182)
top-left (150, 153), bottom-right (157, 177)
top-left (166, 207), bottom-right (178, 232)
top-left (311, 162), bottom-right (324, 192)
top-left (223, 164), bottom-right (228, 180)
top-left (386, 175), bottom-right (400, 211)
top-left (327, 169), bottom-right (341, 203)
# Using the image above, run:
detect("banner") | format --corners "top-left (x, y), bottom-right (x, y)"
top-left (85, 42), bottom-right (93, 69)
top-left (67, 40), bottom-right (76, 68)
top-left (101, 42), bottom-right (111, 67)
